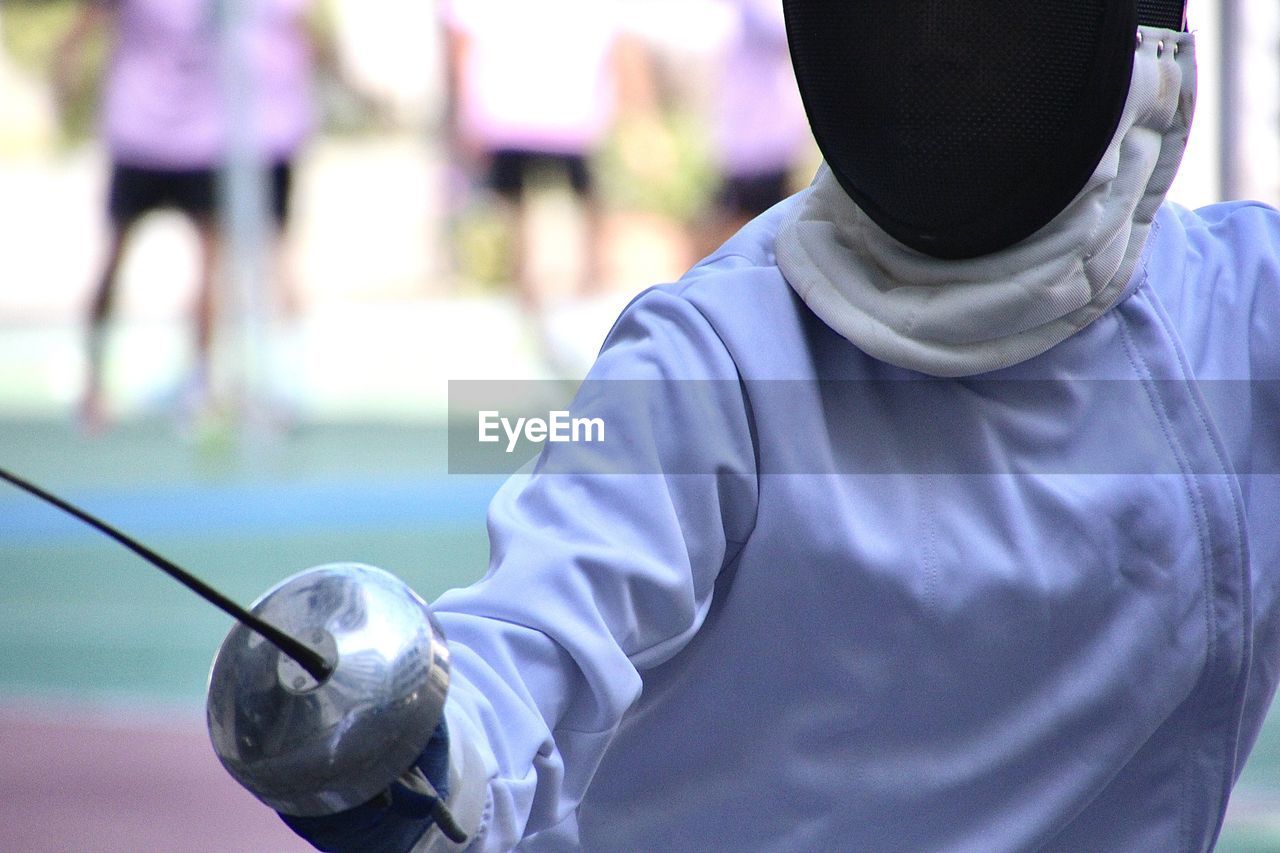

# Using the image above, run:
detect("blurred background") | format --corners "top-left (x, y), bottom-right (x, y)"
top-left (0, 0), bottom-right (1277, 849)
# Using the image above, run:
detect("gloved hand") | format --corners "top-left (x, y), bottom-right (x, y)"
top-left (278, 720), bottom-right (461, 853)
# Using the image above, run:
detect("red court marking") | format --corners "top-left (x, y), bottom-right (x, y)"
top-left (0, 705), bottom-right (313, 852)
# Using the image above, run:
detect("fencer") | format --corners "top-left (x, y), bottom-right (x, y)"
top-left (271, 1), bottom-right (1280, 850)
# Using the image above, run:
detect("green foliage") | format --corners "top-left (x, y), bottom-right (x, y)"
top-left (1, 0), bottom-right (107, 143)
top-left (595, 110), bottom-right (717, 225)
top-left (445, 191), bottom-right (513, 291)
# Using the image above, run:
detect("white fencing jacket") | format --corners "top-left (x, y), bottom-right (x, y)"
top-left (421, 191), bottom-right (1280, 852)
top-left (420, 28), bottom-right (1280, 853)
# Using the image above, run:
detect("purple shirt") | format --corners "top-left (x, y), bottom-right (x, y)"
top-left (713, 0), bottom-right (811, 177)
top-left (100, 0), bottom-right (314, 169)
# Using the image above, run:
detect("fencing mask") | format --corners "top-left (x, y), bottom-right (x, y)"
top-left (782, 1), bottom-right (1189, 259)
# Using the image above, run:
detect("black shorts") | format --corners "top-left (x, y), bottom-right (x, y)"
top-left (486, 149), bottom-right (592, 199)
top-left (107, 161), bottom-right (293, 227)
top-left (717, 171), bottom-right (791, 219)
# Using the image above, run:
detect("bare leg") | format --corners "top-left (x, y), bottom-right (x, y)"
top-left (273, 241), bottom-right (300, 319)
top-left (264, 227), bottom-right (305, 426)
top-left (695, 203), bottom-right (753, 265)
top-left (578, 194), bottom-right (607, 298)
top-left (508, 195), bottom-right (541, 316)
top-left (192, 216), bottom-right (221, 396)
top-left (80, 222), bottom-right (131, 432)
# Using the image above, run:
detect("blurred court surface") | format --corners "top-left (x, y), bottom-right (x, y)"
top-left (4, 420), bottom-right (1280, 850)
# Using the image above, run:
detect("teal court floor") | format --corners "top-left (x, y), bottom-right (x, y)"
top-left (2, 417), bottom-right (1279, 850)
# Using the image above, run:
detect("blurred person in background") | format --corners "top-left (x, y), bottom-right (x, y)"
top-left (440, 0), bottom-right (653, 355)
top-left (699, 0), bottom-right (812, 256)
top-left (55, 0), bottom-right (320, 433)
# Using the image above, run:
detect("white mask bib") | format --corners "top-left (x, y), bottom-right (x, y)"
top-left (775, 28), bottom-right (1196, 377)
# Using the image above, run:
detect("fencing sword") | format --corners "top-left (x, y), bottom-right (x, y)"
top-left (0, 467), bottom-right (468, 843)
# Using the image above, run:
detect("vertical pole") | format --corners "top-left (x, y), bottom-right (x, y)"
top-left (1218, 0), bottom-right (1241, 199)
top-left (216, 0), bottom-right (272, 438)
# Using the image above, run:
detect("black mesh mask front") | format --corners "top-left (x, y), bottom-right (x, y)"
top-left (783, 1), bottom-right (1183, 259)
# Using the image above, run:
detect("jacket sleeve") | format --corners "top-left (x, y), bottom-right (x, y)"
top-left (428, 285), bottom-right (759, 850)
top-left (1152, 201), bottom-right (1280, 380)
